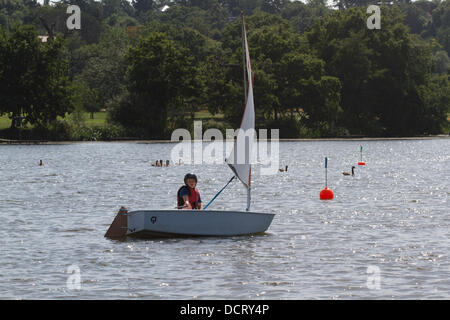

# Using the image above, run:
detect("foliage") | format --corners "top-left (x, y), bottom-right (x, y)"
top-left (221, 12), bottom-right (342, 135)
top-left (307, 6), bottom-right (446, 136)
top-left (0, 0), bottom-right (448, 140)
top-left (109, 32), bottom-right (200, 138)
top-left (0, 24), bottom-right (73, 128)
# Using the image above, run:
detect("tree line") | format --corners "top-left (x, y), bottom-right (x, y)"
top-left (0, 0), bottom-right (449, 139)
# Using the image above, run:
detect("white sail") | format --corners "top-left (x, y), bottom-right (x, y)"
top-left (226, 15), bottom-right (255, 190)
top-left (105, 17), bottom-right (276, 241)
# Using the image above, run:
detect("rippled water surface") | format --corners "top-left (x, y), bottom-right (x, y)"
top-left (0, 139), bottom-right (449, 299)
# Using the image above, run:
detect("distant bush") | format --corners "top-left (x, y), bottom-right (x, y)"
top-left (69, 123), bottom-right (126, 141)
top-left (0, 120), bottom-right (125, 141)
top-left (264, 119), bottom-right (301, 139)
top-left (200, 121), bottom-right (231, 139)
top-left (0, 120), bottom-right (71, 141)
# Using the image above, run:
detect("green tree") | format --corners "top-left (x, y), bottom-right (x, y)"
top-left (260, 0), bottom-right (286, 14)
top-left (0, 24), bottom-right (73, 128)
top-left (221, 12), bottom-right (342, 136)
top-left (109, 32), bottom-right (199, 138)
top-left (433, 49), bottom-right (450, 74)
top-left (431, 0), bottom-right (450, 54)
top-left (103, 0), bottom-right (135, 18)
top-left (332, 0), bottom-right (377, 10)
top-left (308, 6), bottom-right (441, 136)
top-left (217, 0), bottom-right (261, 17)
top-left (281, 0), bottom-right (332, 34)
top-left (401, 1), bottom-right (432, 34)
top-left (71, 26), bottom-right (131, 115)
top-left (151, 3), bottom-right (227, 39)
top-left (132, 0), bottom-right (154, 15)
top-left (419, 73), bottom-right (450, 134)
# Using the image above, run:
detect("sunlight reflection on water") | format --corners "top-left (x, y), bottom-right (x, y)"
top-left (0, 139), bottom-right (449, 299)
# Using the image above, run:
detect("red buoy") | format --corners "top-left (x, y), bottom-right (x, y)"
top-left (320, 187), bottom-right (334, 200)
top-left (320, 157), bottom-right (334, 200)
top-left (358, 145), bottom-right (365, 165)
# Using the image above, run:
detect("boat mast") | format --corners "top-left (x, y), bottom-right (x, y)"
top-left (242, 12), bottom-right (251, 212)
top-left (247, 186), bottom-right (251, 211)
top-left (242, 12), bottom-right (247, 103)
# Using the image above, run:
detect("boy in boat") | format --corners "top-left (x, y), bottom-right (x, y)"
top-left (177, 173), bottom-right (202, 210)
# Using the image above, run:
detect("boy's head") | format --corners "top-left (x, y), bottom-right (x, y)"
top-left (184, 173), bottom-right (198, 188)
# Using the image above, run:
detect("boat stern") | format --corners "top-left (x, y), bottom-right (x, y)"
top-left (104, 206), bottom-right (128, 240)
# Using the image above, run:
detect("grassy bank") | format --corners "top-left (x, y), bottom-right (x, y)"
top-left (0, 110), bottom-right (227, 141)
top-left (0, 111), bottom-right (109, 130)
top-left (1, 110), bottom-right (448, 141)
top-left (0, 114), bottom-right (11, 130)
top-left (0, 111), bottom-right (125, 141)
top-left (0, 110), bottom-right (223, 130)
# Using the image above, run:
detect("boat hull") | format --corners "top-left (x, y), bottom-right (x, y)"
top-left (125, 210), bottom-right (275, 238)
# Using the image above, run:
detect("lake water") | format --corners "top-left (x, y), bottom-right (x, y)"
top-left (0, 139), bottom-right (449, 299)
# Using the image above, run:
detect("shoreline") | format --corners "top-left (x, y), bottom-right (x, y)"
top-left (1, 135), bottom-right (449, 145)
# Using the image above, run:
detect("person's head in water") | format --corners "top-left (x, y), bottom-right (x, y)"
top-left (184, 173), bottom-right (197, 189)
top-left (39, 160), bottom-right (43, 166)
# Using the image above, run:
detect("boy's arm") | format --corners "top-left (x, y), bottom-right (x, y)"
top-left (182, 195), bottom-right (192, 209)
top-left (179, 188), bottom-right (192, 209)
top-left (197, 194), bottom-right (202, 209)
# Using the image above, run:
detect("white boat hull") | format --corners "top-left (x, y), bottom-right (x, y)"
top-left (127, 210), bottom-right (275, 238)
top-left (105, 208), bottom-right (275, 239)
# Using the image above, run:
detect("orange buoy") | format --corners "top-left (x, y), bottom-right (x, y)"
top-left (320, 187), bottom-right (334, 200)
top-left (320, 157), bottom-right (334, 200)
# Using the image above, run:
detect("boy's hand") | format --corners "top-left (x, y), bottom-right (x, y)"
top-left (183, 201), bottom-right (193, 210)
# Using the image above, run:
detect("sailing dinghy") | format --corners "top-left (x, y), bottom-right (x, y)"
top-left (105, 14), bottom-right (275, 239)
